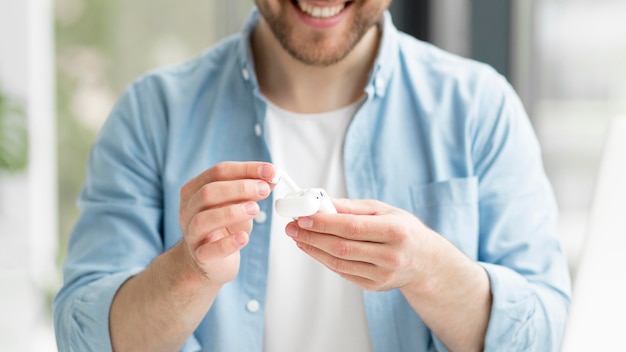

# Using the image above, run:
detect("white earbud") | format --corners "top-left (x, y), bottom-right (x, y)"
top-left (271, 169), bottom-right (301, 192)
top-left (272, 169), bottom-right (337, 218)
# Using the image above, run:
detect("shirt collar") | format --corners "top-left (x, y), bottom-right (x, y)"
top-left (237, 9), bottom-right (262, 92)
top-left (367, 10), bottom-right (398, 98)
top-left (237, 7), bottom-right (398, 98)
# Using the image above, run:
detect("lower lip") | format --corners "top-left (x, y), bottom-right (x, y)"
top-left (291, 1), bottom-right (351, 29)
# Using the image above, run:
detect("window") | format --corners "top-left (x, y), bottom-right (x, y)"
top-left (533, 0), bottom-right (626, 277)
top-left (55, 0), bottom-right (253, 263)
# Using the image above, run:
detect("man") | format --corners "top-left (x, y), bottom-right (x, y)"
top-left (53, 1), bottom-right (571, 351)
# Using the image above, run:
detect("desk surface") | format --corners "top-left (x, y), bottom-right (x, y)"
top-left (562, 117), bottom-right (626, 351)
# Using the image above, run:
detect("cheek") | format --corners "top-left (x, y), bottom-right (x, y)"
top-left (256, 0), bottom-right (291, 17)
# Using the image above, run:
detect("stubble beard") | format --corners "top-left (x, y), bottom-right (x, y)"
top-left (260, 6), bottom-right (380, 67)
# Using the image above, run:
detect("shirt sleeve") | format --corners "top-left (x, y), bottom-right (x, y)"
top-left (471, 71), bottom-right (571, 351)
top-left (52, 79), bottom-right (201, 352)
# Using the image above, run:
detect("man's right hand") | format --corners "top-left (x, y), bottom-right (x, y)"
top-left (178, 161), bottom-right (275, 286)
top-left (110, 162), bottom-right (275, 351)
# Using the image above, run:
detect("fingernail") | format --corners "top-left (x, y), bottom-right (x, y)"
top-left (234, 232), bottom-right (248, 246)
top-left (285, 223), bottom-right (298, 238)
top-left (298, 217), bottom-right (313, 229)
top-left (257, 181), bottom-right (270, 197)
top-left (258, 164), bottom-right (273, 179)
top-left (245, 202), bottom-right (259, 215)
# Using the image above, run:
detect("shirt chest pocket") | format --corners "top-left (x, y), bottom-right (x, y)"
top-left (410, 177), bottom-right (479, 260)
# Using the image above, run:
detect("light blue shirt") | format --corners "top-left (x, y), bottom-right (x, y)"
top-left (53, 9), bottom-right (571, 352)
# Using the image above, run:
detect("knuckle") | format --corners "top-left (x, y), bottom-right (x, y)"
top-left (364, 199), bottom-right (378, 207)
top-left (333, 241), bottom-right (352, 258)
top-left (241, 180), bottom-right (255, 197)
top-left (180, 182), bottom-right (192, 198)
top-left (204, 229), bottom-right (222, 243)
top-left (224, 204), bottom-right (239, 220)
top-left (315, 217), bottom-right (329, 233)
top-left (347, 221), bottom-right (363, 239)
top-left (329, 257), bottom-right (347, 272)
top-left (387, 222), bottom-right (407, 241)
top-left (232, 203), bottom-right (253, 221)
top-left (211, 162), bottom-right (228, 179)
top-left (382, 252), bottom-right (404, 268)
top-left (299, 230), bottom-right (311, 244)
top-left (365, 199), bottom-right (384, 210)
top-left (188, 214), bottom-right (204, 236)
top-left (199, 184), bottom-right (214, 202)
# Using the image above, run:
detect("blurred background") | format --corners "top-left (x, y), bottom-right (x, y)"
top-left (1, 0), bottom-right (625, 350)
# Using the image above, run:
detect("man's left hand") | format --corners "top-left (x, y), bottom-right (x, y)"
top-left (285, 198), bottom-right (438, 292)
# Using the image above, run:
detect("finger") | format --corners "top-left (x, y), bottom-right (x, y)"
top-left (333, 198), bottom-right (390, 216)
top-left (295, 213), bottom-right (394, 243)
top-left (186, 179), bottom-right (271, 216)
top-left (296, 242), bottom-right (378, 281)
top-left (192, 219), bottom-right (252, 250)
top-left (195, 231), bottom-right (249, 264)
top-left (225, 220), bottom-right (254, 240)
top-left (288, 223), bottom-right (380, 262)
top-left (335, 272), bottom-right (389, 292)
top-left (187, 202), bottom-right (259, 244)
top-left (201, 228), bottom-right (231, 245)
top-left (181, 162), bottom-right (276, 200)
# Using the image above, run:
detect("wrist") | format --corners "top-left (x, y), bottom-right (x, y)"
top-left (168, 241), bottom-right (221, 292)
top-left (400, 229), bottom-right (464, 298)
top-left (401, 230), bottom-right (489, 300)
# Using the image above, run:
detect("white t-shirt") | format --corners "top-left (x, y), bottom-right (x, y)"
top-left (263, 98), bottom-right (372, 352)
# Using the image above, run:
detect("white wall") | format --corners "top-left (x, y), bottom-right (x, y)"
top-left (0, 0), bottom-right (57, 350)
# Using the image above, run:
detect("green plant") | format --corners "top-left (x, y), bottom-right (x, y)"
top-left (0, 89), bottom-right (28, 173)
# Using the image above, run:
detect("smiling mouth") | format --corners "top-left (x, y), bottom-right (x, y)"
top-left (294, 1), bottom-right (352, 19)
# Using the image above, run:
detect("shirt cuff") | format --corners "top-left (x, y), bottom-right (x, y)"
top-left (57, 268), bottom-right (203, 351)
top-left (65, 268), bottom-right (203, 351)
top-left (67, 268), bottom-right (143, 351)
top-left (480, 262), bottom-right (537, 351)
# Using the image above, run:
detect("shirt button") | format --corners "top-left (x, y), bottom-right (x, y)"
top-left (375, 76), bottom-right (385, 93)
top-left (255, 211), bottom-right (267, 224)
top-left (246, 299), bottom-right (261, 313)
top-left (242, 68), bottom-right (250, 81)
top-left (254, 123), bottom-right (262, 137)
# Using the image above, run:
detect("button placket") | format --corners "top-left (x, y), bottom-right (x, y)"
top-left (241, 68), bottom-right (250, 81)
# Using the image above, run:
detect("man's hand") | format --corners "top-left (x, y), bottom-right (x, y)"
top-left (110, 161), bottom-right (276, 352)
top-left (286, 197), bottom-right (492, 351)
top-left (284, 198), bottom-right (434, 292)
top-left (178, 161), bottom-right (275, 286)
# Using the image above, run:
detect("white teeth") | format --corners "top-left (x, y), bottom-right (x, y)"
top-left (297, 2), bottom-right (346, 19)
